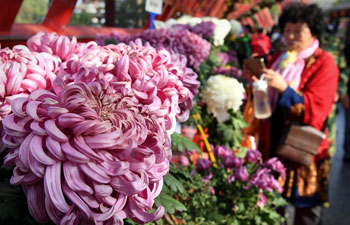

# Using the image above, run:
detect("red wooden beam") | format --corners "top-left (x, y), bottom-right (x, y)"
top-left (0, 0), bottom-right (23, 33)
top-left (0, 24), bottom-right (143, 48)
top-left (42, 0), bottom-right (78, 31)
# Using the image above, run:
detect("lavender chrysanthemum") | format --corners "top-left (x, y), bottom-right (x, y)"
top-left (191, 21), bottom-right (216, 39)
top-left (96, 28), bottom-right (211, 69)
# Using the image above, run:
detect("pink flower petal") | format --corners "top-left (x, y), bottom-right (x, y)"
top-left (30, 121), bottom-right (47, 136)
top-left (58, 113), bottom-right (85, 128)
top-left (61, 142), bottom-right (90, 163)
top-left (62, 181), bottom-right (92, 218)
top-left (11, 97), bottom-right (28, 117)
top-left (26, 182), bottom-right (50, 223)
top-left (45, 136), bottom-right (65, 161)
top-left (80, 162), bottom-right (110, 184)
top-left (63, 161), bottom-right (93, 195)
top-left (44, 119), bottom-right (68, 142)
top-left (44, 162), bottom-right (70, 213)
top-left (30, 135), bottom-right (56, 165)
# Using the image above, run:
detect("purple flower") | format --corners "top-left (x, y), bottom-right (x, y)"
top-left (223, 155), bottom-right (242, 169)
top-left (216, 52), bottom-right (233, 66)
top-left (257, 190), bottom-right (267, 208)
top-left (97, 28), bottom-right (211, 69)
top-left (202, 171), bottom-right (213, 183)
top-left (270, 177), bottom-right (284, 193)
top-left (196, 159), bottom-right (212, 171)
top-left (212, 66), bottom-right (242, 78)
top-left (227, 175), bottom-right (236, 183)
top-left (171, 24), bottom-right (191, 31)
top-left (191, 21), bottom-right (216, 39)
top-left (249, 168), bottom-right (283, 193)
top-left (264, 157), bottom-right (286, 179)
top-left (246, 150), bottom-right (262, 164)
top-left (179, 155), bottom-right (189, 167)
top-left (234, 166), bottom-right (249, 182)
top-left (213, 145), bottom-right (233, 158)
top-left (209, 186), bottom-right (215, 195)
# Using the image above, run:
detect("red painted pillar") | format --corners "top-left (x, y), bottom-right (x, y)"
top-left (0, 0), bottom-right (23, 33)
top-left (42, 0), bottom-right (78, 32)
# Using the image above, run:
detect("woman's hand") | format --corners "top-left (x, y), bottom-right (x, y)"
top-left (262, 68), bottom-right (288, 93)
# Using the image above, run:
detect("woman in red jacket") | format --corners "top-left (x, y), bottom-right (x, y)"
top-left (249, 3), bottom-right (339, 225)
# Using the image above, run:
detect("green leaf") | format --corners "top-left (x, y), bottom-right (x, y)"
top-left (171, 133), bottom-right (201, 153)
top-left (255, 215), bottom-right (262, 224)
top-left (235, 147), bottom-right (247, 158)
top-left (164, 174), bottom-right (185, 194)
top-left (272, 196), bottom-right (287, 207)
top-left (155, 193), bottom-right (187, 214)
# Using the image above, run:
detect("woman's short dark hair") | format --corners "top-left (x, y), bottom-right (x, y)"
top-left (278, 3), bottom-right (325, 40)
top-left (244, 25), bottom-right (253, 33)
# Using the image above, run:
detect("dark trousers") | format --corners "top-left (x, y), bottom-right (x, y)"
top-left (294, 206), bottom-right (322, 225)
top-left (344, 108), bottom-right (350, 159)
top-left (282, 205), bottom-right (322, 225)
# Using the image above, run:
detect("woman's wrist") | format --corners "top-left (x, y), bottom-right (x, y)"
top-left (278, 82), bottom-right (288, 93)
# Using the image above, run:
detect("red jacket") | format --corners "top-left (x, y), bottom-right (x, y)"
top-left (250, 34), bottom-right (271, 57)
top-left (259, 48), bottom-right (339, 160)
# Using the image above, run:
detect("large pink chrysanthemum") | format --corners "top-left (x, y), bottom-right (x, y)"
top-left (0, 45), bottom-right (59, 120)
top-left (3, 79), bottom-right (169, 224)
top-left (58, 39), bottom-right (193, 133)
top-left (27, 32), bottom-right (78, 61)
top-left (27, 32), bottom-right (100, 62)
top-left (169, 51), bottom-right (200, 121)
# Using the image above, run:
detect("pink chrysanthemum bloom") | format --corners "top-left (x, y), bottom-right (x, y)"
top-left (0, 45), bottom-right (59, 120)
top-left (169, 51), bottom-right (200, 122)
top-left (58, 39), bottom-right (193, 133)
top-left (27, 32), bottom-right (78, 61)
top-left (3, 79), bottom-right (169, 224)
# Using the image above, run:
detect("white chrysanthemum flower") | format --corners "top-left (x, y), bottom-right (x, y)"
top-left (154, 18), bottom-right (178, 29)
top-left (229, 19), bottom-right (242, 36)
top-left (154, 20), bottom-right (166, 29)
top-left (201, 17), bottom-right (231, 46)
top-left (202, 75), bottom-right (245, 122)
top-left (177, 15), bottom-right (201, 26)
top-left (213, 19), bottom-right (231, 46)
top-left (164, 18), bottom-right (178, 28)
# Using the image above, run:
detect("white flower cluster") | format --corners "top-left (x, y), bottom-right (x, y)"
top-left (154, 15), bottom-right (233, 46)
top-left (229, 19), bottom-right (242, 37)
top-left (201, 17), bottom-right (231, 46)
top-left (202, 75), bottom-right (245, 122)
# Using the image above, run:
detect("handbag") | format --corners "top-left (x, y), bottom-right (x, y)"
top-left (276, 124), bottom-right (326, 166)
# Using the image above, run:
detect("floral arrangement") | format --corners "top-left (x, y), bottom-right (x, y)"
top-left (0, 33), bottom-right (199, 225)
top-left (191, 146), bottom-right (286, 224)
top-left (202, 75), bottom-right (245, 122)
top-left (96, 27), bottom-right (211, 69)
top-left (154, 15), bottom-right (232, 46)
top-left (155, 146), bottom-right (286, 225)
top-left (161, 21), bottom-right (216, 41)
